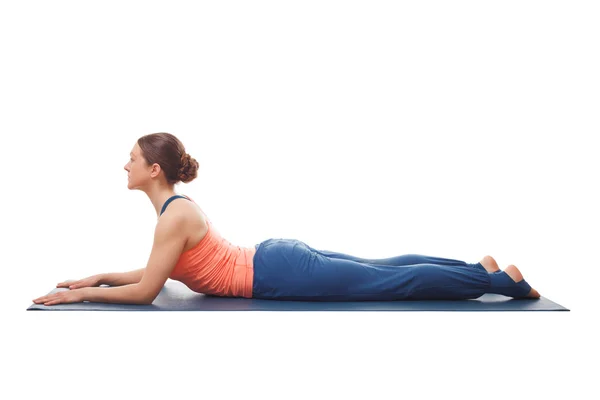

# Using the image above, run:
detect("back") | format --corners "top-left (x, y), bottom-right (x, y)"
top-left (165, 195), bottom-right (256, 298)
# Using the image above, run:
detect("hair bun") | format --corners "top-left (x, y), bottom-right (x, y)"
top-left (178, 153), bottom-right (199, 183)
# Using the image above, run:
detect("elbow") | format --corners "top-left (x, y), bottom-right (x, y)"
top-left (136, 285), bottom-right (158, 305)
top-left (140, 292), bottom-right (158, 305)
top-left (140, 297), bottom-right (155, 305)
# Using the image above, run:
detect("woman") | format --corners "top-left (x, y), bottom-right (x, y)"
top-left (33, 132), bottom-right (541, 306)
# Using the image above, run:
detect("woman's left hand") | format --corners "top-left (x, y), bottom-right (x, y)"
top-left (33, 288), bottom-right (85, 306)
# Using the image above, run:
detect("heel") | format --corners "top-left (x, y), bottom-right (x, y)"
top-left (488, 271), bottom-right (533, 298)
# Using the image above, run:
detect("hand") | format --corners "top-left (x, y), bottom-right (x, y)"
top-left (33, 288), bottom-right (86, 306)
top-left (56, 274), bottom-right (103, 289)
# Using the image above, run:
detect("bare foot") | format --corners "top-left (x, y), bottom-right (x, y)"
top-left (479, 255), bottom-right (500, 273)
top-left (505, 264), bottom-right (541, 298)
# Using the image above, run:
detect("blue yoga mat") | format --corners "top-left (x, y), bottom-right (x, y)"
top-left (27, 279), bottom-right (569, 312)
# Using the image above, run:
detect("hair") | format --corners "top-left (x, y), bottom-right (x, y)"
top-left (137, 132), bottom-right (199, 185)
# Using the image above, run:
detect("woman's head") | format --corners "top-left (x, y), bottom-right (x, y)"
top-left (124, 132), bottom-right (199, 189)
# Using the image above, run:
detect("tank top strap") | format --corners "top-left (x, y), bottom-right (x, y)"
top-left (160, 195), bottom-right (192, 216)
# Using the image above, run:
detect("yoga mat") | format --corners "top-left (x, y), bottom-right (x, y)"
top-left (27, 279), bottom-right (569, 312)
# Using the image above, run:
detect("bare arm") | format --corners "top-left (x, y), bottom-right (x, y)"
top-left (37, 213), bottom-right (187, 307)
top-left (99, 268), bottom-right (145, 286)
top-left (82, 284), bottom-right (148, 304)
top-left (81, 214), bottom-right (186, 305)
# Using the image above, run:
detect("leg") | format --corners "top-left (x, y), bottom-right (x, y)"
top-left (252, 239), bottom-right (491, 301)
top-left (303, 243), bottom-right (473, 269)
top-left (315, 248), bottom-right (540, 299)
top-left (315, 247), bottom-right (503, 275)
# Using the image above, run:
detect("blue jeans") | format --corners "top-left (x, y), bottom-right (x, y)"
top-left (252, 238), bottom-right (491, 301)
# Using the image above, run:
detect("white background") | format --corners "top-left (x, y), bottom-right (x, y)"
top-left (1, 1), bottom-right (598, 399)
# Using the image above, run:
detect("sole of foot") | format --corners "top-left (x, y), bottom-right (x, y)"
top-left (505, 264), bottom-right (541, 298)
top-left (480, 255), bottom-right (500, 273)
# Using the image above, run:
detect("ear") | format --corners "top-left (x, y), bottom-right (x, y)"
top-left (150, 163), bottom-right (162, 178)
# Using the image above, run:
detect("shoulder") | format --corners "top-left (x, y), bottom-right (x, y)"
top-left (157, 200), bottom-right (190, 233)
top-left (155, 212), bottom-right (186, 242)
top-left (157, 197), bottom-right (201, 232)
top-left (156, 198), bottom-right (208, 252)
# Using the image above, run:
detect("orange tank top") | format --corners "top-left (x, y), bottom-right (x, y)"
top-left (167, 195), bottom-right (256, 298)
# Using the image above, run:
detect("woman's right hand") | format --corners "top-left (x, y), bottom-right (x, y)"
top-left (56, 274), bottom-right (104, 289)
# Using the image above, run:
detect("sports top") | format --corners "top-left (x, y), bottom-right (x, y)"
top-left (160, 194), bottom-right (256, 298)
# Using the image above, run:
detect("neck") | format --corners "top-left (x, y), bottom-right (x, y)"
top-left (145, 185), bottom-right (178, 219)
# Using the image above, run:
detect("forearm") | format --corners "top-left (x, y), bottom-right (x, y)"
top-left (99, 268), bottom-right (145, 286)
top-left (81, 284), bottom-right (150, 305)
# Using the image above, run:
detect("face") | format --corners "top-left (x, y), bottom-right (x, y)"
top-left (124, 143), bottom-right (165, 190)
top-left (124, 143), bottom-right (148, 189)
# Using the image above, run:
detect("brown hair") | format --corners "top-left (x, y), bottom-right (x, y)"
top-left (137, 132), bottom-right (199, 185)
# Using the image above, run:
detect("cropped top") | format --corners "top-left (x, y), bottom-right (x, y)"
top-left (162, 194), bottom-right (256, 298)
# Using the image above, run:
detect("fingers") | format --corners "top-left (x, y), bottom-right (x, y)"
top-left (57, 280), bottom-right (83, 289)
top-left (33, 294), bottom-right (57, 305)
top-left (56, 280), bottom-right (77, 288)
top-left (34, 288), bottom-right (83, 306)
top-left (34, 291), bottom-right (66, 305)
top-left (33, 293), bottom-right (66, 306)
